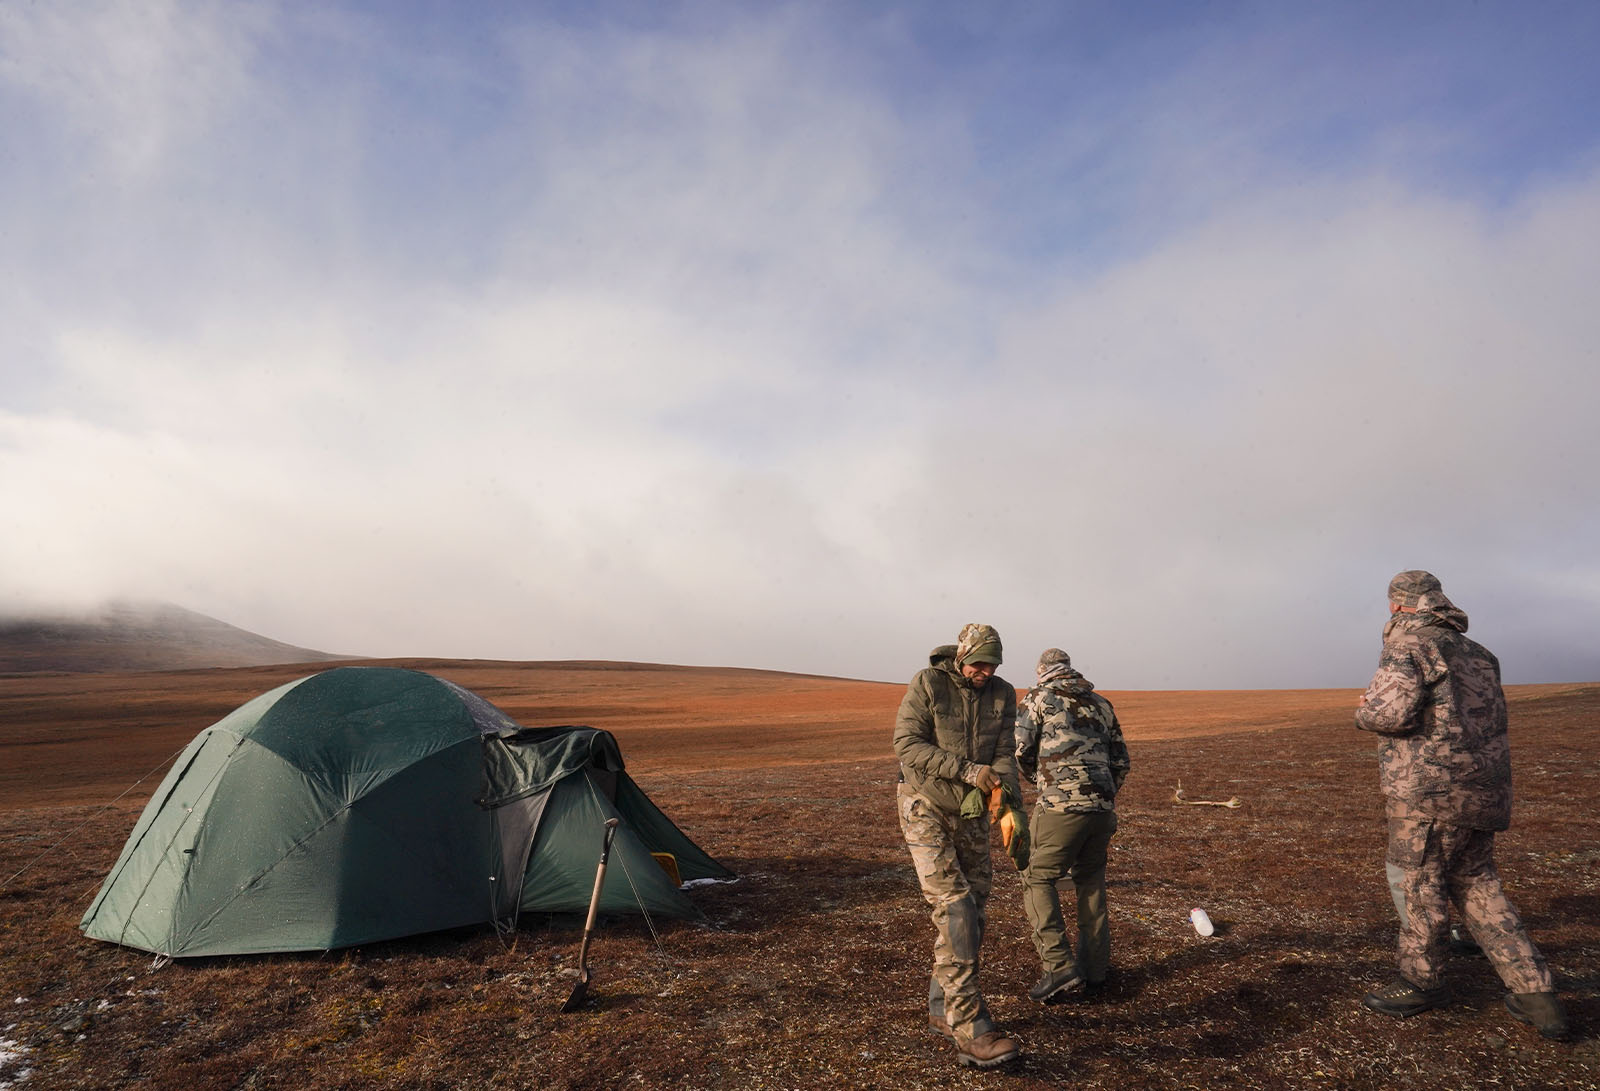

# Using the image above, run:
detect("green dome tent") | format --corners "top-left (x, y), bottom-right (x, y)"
top-left (80, 666), bottom-right (732, 958)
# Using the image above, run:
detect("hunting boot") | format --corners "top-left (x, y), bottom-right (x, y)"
top-left (1028, 965), bottom-right (1084, 1003)
top-left (1362, 976), bottom-right (1450, 1018)
top-left (955, 1029), bottom-right (1021, 1068)
top-left (1505, 992), bottom-right (1570, 1040)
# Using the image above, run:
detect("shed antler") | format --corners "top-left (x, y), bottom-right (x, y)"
top-left (1172, 779), bottom-right (1242, 808)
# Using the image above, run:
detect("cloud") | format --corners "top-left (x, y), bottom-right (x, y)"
top-left (0, 0), bottom-right (262, 181)
top-left (1, 4), bottom-right (1597, 686)
top-left (970, 175), bottom-right (1600, 685)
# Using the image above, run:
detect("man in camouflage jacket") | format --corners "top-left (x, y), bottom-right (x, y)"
top-left (1355, 570), bottom-right (1567, 1039)
top-left (1014, 648), bottom-right (1129, 1003)
top-left (893, 623), bottom-right (1022, 1068)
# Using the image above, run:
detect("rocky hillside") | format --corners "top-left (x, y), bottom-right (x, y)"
top-left (0, 601), bottom-right (347, 673)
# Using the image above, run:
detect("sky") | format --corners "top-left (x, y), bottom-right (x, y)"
top-left (2, 0), bottom-right (1598, 688)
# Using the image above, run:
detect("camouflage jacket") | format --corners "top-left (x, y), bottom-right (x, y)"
top-left (1015, 671), bottom-right (1129, 813)
top-left (1354, 602), bottom-right (1512, 830)
top-left (893, 645), bottom-right (1020, 817)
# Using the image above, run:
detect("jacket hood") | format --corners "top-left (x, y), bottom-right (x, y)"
top-left (1416, 590), bottom-right (1469, 632)
top-left (1040, 669), bottom-right (1095, 695)
top-left (1383, 596), bottom-right (1469, 642)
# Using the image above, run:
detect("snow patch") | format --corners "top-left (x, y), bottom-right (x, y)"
top-left (0, 1030), bottom-right (32, 1088)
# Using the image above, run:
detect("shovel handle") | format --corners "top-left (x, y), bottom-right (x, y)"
top-left (575, 818), bottom-right (621, 965)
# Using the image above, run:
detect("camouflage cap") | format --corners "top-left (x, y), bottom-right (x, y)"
top-left (955, 622), bottom-right (1003, 666)
top-left (1036, 647), bottom-right (1072, 676)
top-left (1388, 570), bottom-right (1443, 611)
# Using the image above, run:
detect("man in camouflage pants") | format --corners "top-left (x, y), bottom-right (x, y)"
top-left (893, 623), bottom-right (1022, 1068)
top-left (1355, 570), bottom-right (1569, 1039)
top-left (1015, 648), bottom-right (1130, 1003)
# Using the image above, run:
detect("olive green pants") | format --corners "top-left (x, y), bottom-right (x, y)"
top-left (1021, 807), bottom-right (1117, 981)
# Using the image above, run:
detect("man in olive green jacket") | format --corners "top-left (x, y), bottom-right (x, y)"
top-left (893, 623), bottom-right (1022, 1069)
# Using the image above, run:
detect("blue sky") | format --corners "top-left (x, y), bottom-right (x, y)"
top-left (3, 1), bottom-right (1597, 687)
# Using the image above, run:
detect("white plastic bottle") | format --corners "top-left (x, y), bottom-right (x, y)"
top-left (1190, 907), bottom-right (1214, 937)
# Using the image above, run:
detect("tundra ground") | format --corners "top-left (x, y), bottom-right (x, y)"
top-left (2, 665), bottom-right (1595, 1089)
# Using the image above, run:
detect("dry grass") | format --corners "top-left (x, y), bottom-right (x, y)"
top-left (1, 669), bottom-right (1596, 1089)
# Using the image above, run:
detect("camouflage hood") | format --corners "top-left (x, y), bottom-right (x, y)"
top-left (1041, 669), bottom-right (1094, 695)
top-left (1384, 570), bottom-right (1468, 642)
top-left (1383, 591), bottom-right (1470, 643)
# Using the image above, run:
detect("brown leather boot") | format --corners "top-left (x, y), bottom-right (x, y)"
top-left (1505, 992), bottom-right (1570, 1040)
top-left (955, 1029), bottom-right (1021, 1068)
top-left (1361, 976), bottom-right (1450, 1018)
top-left (927, 1012), bottom-right (953, 1040)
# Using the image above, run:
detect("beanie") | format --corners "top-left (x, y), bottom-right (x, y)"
top-left (955, 623), bottom-right (1003, 666)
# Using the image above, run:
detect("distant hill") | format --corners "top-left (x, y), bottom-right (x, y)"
top-left (0, 601), bottom-right (348, 673)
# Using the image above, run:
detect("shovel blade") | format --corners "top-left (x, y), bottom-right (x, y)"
top-left (560, 968), bottom-right (591, 1013)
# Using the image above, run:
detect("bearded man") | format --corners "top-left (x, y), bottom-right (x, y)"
top-left (893, 623), bottom-right (1022, 1068)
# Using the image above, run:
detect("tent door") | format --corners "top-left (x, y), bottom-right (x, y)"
top-left (489, 789), bottom-right (553, 930)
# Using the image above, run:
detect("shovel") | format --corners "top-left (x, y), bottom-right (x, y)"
top-left (561, 817), bottom-right (621, 1012)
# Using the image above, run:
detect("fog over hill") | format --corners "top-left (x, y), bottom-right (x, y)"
top-left (0, 601), bottom-right (348, 673)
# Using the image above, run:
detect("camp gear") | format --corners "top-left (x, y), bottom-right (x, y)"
top-left (955, 1029), bottom-right (1020, 1068)
top-left (1190, 908), bottom-right (1214, 936)
top-left (650, 852), bottom-right (681, 886)
top-left (80, 667), bottom-right (732, 957)
top-left (562, 817), bottom-right (620, 1012)
top-left (1028, 965), bottom-right (1083, 1003)
top-left (1505, 991), bottom-right (1570, 1040)
top-left (1361, 976), bottom-right (1450, 1018)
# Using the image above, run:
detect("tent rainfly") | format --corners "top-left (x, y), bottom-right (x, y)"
top-left (80, 666), bottom-right (732, 957)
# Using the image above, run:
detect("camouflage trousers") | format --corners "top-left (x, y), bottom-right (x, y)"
top-left (897, 782), bottom-right (995, 1039)
top-left (1021, 807), bottom-right (1116, 982)
top-left (1386, 818), bottom-right (1553, 993)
